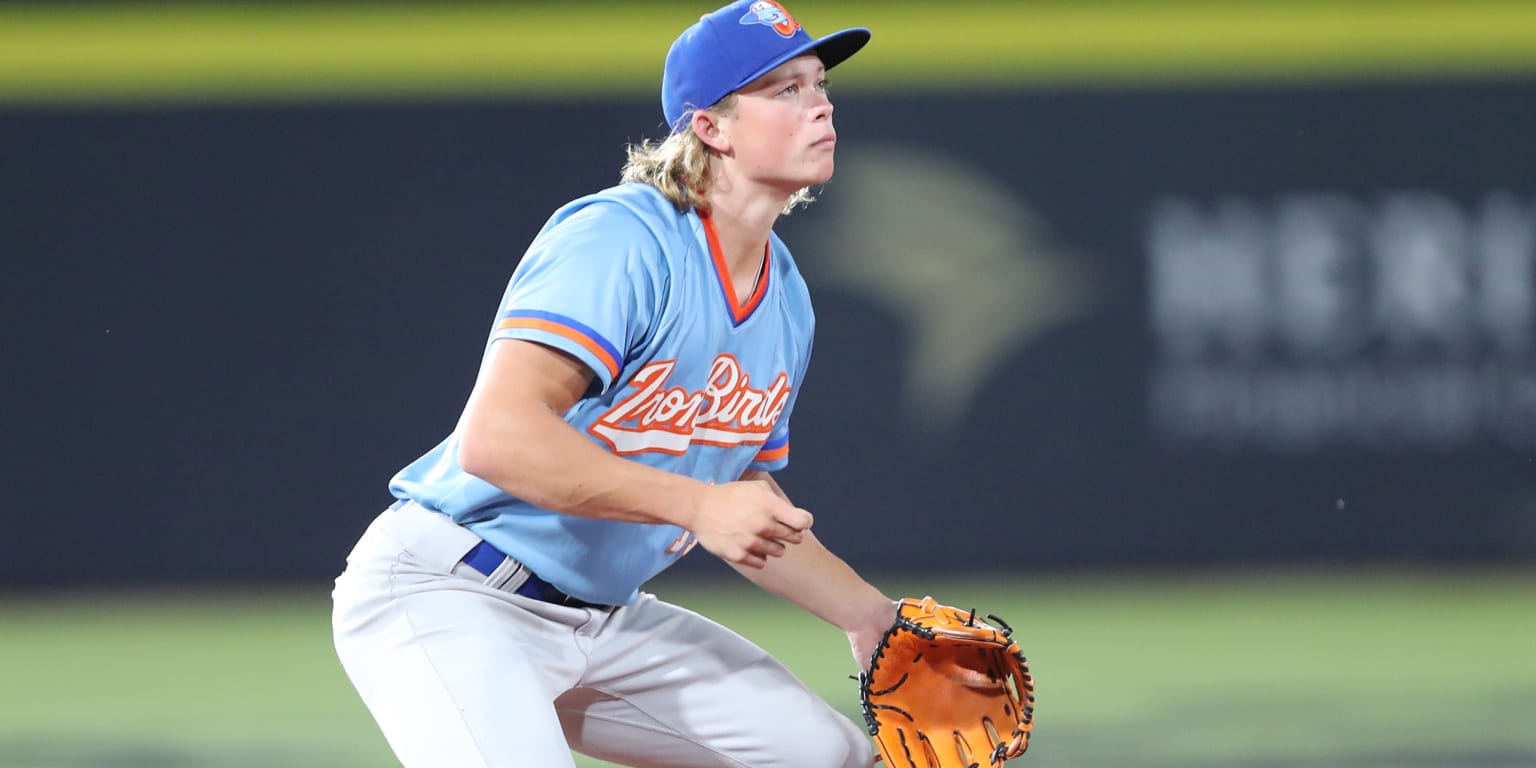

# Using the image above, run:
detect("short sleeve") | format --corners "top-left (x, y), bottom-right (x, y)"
top-left (748, 430), bottom-right (791, 472)
top-left (748, 333), bottom-right (811, 472)
top-left (493, 203), bottom-right (663, 393)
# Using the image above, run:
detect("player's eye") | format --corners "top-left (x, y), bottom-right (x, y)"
top-left (779, 83), bottom-right (799, 96)
top-left (816, 79), bottom-right (831, 93)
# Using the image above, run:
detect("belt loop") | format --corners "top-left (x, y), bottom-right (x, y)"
top-left (458, 538), bottom-right (533, 593)
top-left (485, 556), bottom-right (529, 592)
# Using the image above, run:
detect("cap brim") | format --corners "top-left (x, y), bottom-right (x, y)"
top-left (812, 27), bottom-right (871, 70)
top-left (734, 27), bottom-right (871, 94)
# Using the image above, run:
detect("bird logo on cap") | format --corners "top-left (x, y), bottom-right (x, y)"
top-left (739, 1), bottom-right (801, 38)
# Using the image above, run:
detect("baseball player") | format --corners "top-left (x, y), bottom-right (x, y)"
top-left (332, 2), bottom-right (894, 766)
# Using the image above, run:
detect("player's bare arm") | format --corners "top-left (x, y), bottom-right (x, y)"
top-left (458, 338), bottom-right (811, 567)
top-left (731, 469), bottom-right (897, 665)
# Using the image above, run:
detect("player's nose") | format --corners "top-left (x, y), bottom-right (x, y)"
top-left (809, 91), bottom-right (833, 120)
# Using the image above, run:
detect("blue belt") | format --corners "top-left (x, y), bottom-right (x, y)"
top-left (460, 540), bottom-right (608, 609)
top-left (388, 498), bottom-right (606, 609)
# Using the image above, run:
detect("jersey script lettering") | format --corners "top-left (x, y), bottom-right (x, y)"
top-left (589, 354), bottom-right (792, 455)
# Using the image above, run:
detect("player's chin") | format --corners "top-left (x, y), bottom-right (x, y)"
top-left (802, 159), bottom-right (836, 186)
top-left (770, 162), bottom-right (834, 195)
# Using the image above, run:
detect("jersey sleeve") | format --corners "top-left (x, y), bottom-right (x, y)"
top-left (748, 334), bottom-right (812, 472)
top-left (492, 203), bottom-right (663, 393)
top-left (748, 429), bottom-right (791, 472)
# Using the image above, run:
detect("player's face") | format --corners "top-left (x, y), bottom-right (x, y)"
top-left (720, 54), bottom-right (836, 193)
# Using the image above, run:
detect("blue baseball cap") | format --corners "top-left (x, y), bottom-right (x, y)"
top-left (662, 1), bottom-right (871, 132)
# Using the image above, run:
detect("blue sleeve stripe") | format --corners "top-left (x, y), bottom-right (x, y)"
top-left (499, 309), bottom-right (624, 379)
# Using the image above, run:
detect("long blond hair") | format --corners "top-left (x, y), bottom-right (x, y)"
top-left (620, 95), bottom-right (815, 215)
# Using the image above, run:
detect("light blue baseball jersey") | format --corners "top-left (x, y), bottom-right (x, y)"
top-left (390, 182), bottom-right (814, 606)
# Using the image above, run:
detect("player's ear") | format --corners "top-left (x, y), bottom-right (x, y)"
top-left (690, 110), bottom-right (730, 154)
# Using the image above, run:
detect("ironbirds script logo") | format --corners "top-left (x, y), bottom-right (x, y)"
top-left (589, 354), bottom-right (791, 455)
top-left (739, 1), bottom-right (800, 37)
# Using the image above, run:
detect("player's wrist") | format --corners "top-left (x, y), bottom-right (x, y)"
top-left (843, 595), bottom-right (898, 647)
top-left (664, 475), bottom-right (714, 531)
top-left (857, 595), bottom-right (898, 629)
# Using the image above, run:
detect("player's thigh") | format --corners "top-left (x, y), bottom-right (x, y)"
top-left (333, 524), bottom-right (584, 767)
top-left (565, 594), bottom-right (872, 768)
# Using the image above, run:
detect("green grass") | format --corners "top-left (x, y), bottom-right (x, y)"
top-left (1, 569), bottom-right (1533, 767)
top-left (4, 1), bottom-right (1536, 105)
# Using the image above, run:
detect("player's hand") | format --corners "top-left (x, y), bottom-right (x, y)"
top-left (690, 480), bottom-right (812, 569)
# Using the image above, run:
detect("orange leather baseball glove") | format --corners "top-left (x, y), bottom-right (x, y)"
top-left (858, 596), bottom-right (1035, 767)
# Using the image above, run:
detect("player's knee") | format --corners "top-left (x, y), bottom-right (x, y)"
top-left (833, 716), bottom-right (876, 768)
top-left (769, 714), bottom-right (871, 768)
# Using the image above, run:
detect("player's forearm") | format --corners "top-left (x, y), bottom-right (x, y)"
top-left (732, 531), bottom-right (893, 633)
top-left (732, 472), bottom-right (893, 632)
top-left (737, 531), bottom-right (897, 626)
top-left (459, 401), bottom-right (705, 529)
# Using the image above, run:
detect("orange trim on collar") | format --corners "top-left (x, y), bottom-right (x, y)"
top-left (700, 211), bottom-right (770, 325)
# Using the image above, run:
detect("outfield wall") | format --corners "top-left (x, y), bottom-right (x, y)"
top-left (5, 3), bottom-right (1536, 584)
top-left (7, 79), bottom-right (1536, 585)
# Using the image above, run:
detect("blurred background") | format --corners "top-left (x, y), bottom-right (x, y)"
top-left (4, 1), bottom-right (1536, 766)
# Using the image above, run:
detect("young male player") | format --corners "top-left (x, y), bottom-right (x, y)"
top-left (332, 2), bottom-right (895, 765)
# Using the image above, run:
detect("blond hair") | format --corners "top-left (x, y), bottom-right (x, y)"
top-left (620, 94), bottom-right (815, 215)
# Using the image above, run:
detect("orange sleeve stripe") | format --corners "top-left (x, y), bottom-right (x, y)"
top-left (754, 443), bottom-right (790, 462)
top-left (497, 317), bottom-right (621, 380)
